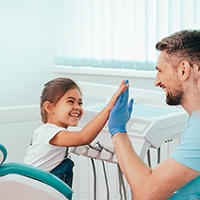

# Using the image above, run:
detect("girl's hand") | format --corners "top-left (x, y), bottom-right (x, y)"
top-left (106, 80), bottom-right (130, 111)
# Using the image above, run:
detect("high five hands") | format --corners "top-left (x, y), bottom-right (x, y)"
top-left (108, 80), bottom-right (134, 137)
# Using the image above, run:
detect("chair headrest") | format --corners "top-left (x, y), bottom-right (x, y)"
top-left (0, 144), bottom-right (7, 165)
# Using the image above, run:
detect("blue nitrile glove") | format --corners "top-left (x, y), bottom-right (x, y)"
top-left (108, 80), bottom-right (134, 137)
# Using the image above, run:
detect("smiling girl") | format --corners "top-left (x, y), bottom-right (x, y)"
top-left (23, 77), bottom-right (128, 188)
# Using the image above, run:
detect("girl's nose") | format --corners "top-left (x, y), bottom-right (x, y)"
top-left (74, 104), bottom-right (81, 110)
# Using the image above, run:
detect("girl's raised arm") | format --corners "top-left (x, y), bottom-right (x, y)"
top-left (50, 80), bottom-right (130, 146)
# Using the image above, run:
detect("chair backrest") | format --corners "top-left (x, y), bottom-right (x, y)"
top-left (0, 144), bottom-right (7, 164)
top-left (0, 144), bottom-right (73, 200)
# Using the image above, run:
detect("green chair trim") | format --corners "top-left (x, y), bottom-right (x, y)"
top-left (0, 144), bottom-right (7, 164)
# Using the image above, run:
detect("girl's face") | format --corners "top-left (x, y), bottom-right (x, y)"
top-left (48, 88), bottom-right (83, 128)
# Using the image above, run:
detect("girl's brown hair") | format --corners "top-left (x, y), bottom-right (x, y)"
top-left (40, 77), bottom-right (82, 123)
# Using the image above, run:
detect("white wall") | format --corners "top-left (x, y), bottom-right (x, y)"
top-left (0, 0), bottom-right (63, 159)
top-left (50, 66), bottom-right (160, 91)
top-left (0, 0), bottom-right (62, 107)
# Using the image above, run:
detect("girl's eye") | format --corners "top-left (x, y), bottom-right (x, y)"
top-left (67, 100), bottom-right (74, 104)
top-left (79, 102), bottom-right (83, 106)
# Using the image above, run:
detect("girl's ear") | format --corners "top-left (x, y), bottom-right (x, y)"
top-left (43, 101), bottom-right (54, 113)
top-left (177, 60), bottom-right (190, 81)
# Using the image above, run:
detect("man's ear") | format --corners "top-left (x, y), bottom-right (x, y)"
top-left (192, 63), bottom-right (200, 89)
top-left (43, 101), bottom-right (54, 113)
top-left (177, 60), bottom-right (190, 80)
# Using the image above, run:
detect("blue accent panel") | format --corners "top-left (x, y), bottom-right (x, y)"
top-left (54, 57), bottom-right (156, 71)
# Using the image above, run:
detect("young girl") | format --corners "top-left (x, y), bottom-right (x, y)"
top-left (24, 77), bottom-right (129, 188)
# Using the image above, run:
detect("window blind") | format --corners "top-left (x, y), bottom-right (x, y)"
top-left (55, 0), bottom-right (200, 70)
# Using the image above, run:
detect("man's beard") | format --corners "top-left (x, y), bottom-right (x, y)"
top-left (166, 90), bottom-right (183, 106)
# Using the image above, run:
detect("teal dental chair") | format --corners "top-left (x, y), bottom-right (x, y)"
top-left (0, 144), bottom-right (73, 200)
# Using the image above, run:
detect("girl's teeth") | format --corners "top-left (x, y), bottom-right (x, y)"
top-left (70, 114), bottom-right (79, 117)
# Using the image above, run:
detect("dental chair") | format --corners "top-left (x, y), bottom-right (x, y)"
top-left (0, 144), bottom-right (73, 200)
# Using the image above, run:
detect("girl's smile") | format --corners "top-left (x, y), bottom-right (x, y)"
top-left (47, 88), bottom-right (83, 128)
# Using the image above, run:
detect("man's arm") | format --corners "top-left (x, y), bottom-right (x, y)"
top-left (112, 132), bottom-right (200, 200)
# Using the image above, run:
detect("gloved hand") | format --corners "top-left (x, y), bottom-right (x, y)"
top-left (108, 80), bottom-right (134, 137)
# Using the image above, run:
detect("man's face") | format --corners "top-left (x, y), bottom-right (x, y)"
top-left (154, 51), bottom-right (184, 106)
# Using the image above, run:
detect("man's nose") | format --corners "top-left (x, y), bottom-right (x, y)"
top-left (154, 73), bottom-right (160, 87)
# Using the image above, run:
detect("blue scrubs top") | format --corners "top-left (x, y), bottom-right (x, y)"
top-left (169, 112), bottom-right (200, 200)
